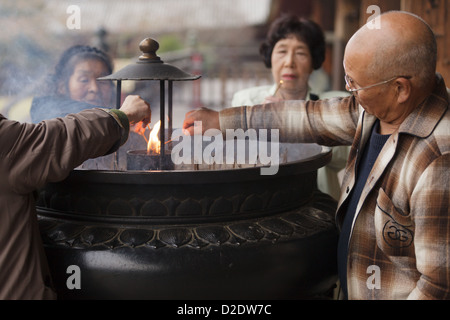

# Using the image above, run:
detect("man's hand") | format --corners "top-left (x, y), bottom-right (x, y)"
top-left (182, 108), bottom-right (220, 135)
top-left (119, 95), bottom-right (151, 127)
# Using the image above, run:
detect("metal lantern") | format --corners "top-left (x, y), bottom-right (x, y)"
top-left (98, 37), bottom-right (200, 169)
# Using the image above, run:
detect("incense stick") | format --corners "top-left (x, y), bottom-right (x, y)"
top-left (273, 80), bottom-right (284, 97)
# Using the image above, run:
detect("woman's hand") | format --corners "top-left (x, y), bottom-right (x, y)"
top-left (263, 95), bottom-right (284, 104)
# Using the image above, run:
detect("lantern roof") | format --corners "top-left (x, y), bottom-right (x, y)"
top-left (98, 38), bottom-right (200, 81)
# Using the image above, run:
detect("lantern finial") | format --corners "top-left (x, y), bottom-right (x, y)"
top-left (139, 38), bottom-right (161, 61)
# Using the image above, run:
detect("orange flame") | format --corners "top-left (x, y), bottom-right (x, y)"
top-left (133, 120), bottom-right (162, 154)
top-left (147, 120), bottom-right (161, 154)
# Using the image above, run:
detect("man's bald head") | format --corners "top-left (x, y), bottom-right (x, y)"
top-left (345, 11), bottom-right (437, 89)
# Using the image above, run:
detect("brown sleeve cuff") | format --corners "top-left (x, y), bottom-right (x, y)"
top-left (107, 109), bottom-right (130, 146)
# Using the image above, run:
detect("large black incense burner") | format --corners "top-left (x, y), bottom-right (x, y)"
top-left (36, 38), bottom-right (339, 299)
top-left (37, 143), bottom-right (338, 300)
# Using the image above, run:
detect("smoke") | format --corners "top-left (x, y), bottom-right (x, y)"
top-left (0, 0), bottom-right (272, 122)
top-left (0, 1), bottom-right (99, 121)
top-left (0, 34), bottom-right (52, 94)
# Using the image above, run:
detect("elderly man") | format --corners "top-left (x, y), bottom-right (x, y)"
top-left (0, 95), bottom-right (150, 299)
top-left (183, 11), bottom-right (450, 299)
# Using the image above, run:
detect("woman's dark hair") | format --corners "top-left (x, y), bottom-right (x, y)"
top-left (44, 45), bottom-right (113, 95)
top-left (259, 14), bottom-right (326, 70)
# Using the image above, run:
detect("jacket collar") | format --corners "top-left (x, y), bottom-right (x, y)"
top-left (398, 74), bottom-right (449, 138)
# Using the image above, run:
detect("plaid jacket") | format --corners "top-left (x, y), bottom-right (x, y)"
top-left (219, 75), bottom-right (450, 299)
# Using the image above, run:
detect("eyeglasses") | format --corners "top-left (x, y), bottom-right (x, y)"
top-left (344, 75), bottom-right (412, 93)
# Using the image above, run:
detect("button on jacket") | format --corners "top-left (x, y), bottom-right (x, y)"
top-left (219, 74), bottom-right (450, 299)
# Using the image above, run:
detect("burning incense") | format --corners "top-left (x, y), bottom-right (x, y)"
top-left (147, 121), bottom-right (161, 154)
top-left (133, 122), bottom-right (149, 143)
top-left (273, 80), bottom-right (284, 97)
